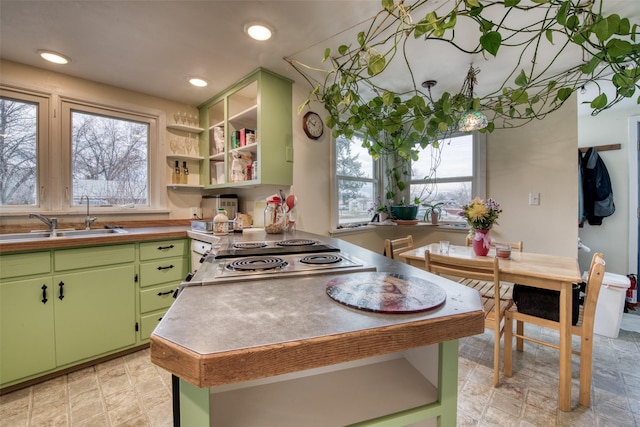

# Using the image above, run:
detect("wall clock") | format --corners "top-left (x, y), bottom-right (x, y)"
top-left (302, 111), bottom-right (324, 140)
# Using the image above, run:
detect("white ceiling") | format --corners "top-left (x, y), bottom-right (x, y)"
top-left (1, 1), bottom-right (639, 108)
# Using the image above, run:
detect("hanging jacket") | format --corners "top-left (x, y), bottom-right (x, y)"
top-left (579, 147), bottom-right (615, 226)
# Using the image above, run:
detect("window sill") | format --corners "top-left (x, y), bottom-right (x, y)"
top-left (330, 222), bottom-right (470, 236)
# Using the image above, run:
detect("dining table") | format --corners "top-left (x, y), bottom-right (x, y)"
top-left (399, 243), bottom-right (582, 412)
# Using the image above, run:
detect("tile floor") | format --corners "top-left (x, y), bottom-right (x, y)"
top-left (2, 316), bottom-right (640, 427)
top-left (0, 349), bottom-right (173, 427)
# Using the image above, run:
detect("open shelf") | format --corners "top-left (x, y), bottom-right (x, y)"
top-left (167, 154), bottom-right (204, 161)
top-left (209, 352), bottom-right (438, 426)
top-left (167, 124), bottom-right (204, 133)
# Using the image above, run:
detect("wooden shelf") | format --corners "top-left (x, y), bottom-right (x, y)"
top-left (166, 184), bottom-right (204, 190)
top-left (167, 124), bottom-right (204, 133)
top-left (167, 154), bottom-right (204, 161)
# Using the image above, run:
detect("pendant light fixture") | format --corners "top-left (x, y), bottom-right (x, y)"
top-left (458, 65), bottom-right (488, 132)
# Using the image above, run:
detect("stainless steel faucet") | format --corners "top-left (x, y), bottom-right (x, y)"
top-left (80, 195), bottom-right (98, 230)
top-left (29, 213), bottom-right (58, 232)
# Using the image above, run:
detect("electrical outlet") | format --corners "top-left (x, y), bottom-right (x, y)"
top-left (528, 192), bottom-right (540, 206)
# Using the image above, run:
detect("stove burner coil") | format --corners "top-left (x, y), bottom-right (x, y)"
top-left (300, 254), bottom-right (343, 265)
top-left (233, 242), bottom-right (268, 249)
top-left (227, 256), bottom-right (288, 271)
top-left (276, 239), bottom-right (317, 247)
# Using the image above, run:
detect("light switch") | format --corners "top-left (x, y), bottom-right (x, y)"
top-left (528, 192), bottom-right (540, 205)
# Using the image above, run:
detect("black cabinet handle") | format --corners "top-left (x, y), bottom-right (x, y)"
top-left (157, 245), bottom-right (175, 251)
top-left (158, 317), bottom-right (163, 321)
top-left (58, 281), bottom-right (65, 300)
top-left (41, 284), bottom-right (48, 304)
top-left (157, 290), bottom-right (174, 296)
top-left (157, 265), bottom-right (174, 271)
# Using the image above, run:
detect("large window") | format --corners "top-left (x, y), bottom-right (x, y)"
top-left (0, 86), bottom-right (160, 214)
top-left (69, 109), bottom-right (149, 206)
top-left (334, 132), bottom-right (484, 227)
top-left (0, 90), bottom-right (49, 208)
top-left (410, 134), bottom-right (480, 221)
top-left (336, 134), bottom-right (377, 225)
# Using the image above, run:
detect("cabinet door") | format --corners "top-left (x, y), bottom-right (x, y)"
top-left (0, 277), bottom-right (56, 385)
top-left (54, 265), bottom-right (136, 367)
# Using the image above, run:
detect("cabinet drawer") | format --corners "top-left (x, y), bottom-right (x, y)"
top-left (1, 252), bottom-right (51, 279)
top-left (140, 283), bottom-right (177, 314)
top-left (140, 239), bottom-right (188, 261)
top-left (139, 256), bottom-right (188, 288)
top-left (140, 310), bottom-right (168, 341)
top-left (54, 244), bottom-right (135, 271)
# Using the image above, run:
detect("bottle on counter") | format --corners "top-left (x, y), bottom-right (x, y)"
top-left (182, 161), bottom-right (189, 185)
top-left (264, 196), bottom-right (285, 234)
top-left (172, 160), bottom-right (181, 184)
top-left (213, 208), bottom-right (229, 235)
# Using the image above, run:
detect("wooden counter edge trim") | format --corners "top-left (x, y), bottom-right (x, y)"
top-left (0, 230), bottom-right (189, 253)
top-left (150, 310), bottom-right (484, 388)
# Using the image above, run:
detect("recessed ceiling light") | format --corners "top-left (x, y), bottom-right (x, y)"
top-left (38, 50), bottom-right (70, 64)
top-left (245, 24), bottom-right (272, 41)
top-left (188, 77), bottom-right (208, 87)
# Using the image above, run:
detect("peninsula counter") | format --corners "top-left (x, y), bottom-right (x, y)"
top-left (150, 232), bottom-right (484, 426)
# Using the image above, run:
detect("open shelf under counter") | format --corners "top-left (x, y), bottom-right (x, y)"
top-left (208, 348), bottom-right (439, 426)
top-left (167, 123), bottom-right (204, 133)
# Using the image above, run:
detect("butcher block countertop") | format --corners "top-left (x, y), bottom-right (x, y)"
top-left (150, 231), bottom-right (485, 388)
top-left (0, 221), bottom-right (218, 253)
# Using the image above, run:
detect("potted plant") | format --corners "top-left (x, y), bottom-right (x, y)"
top-left (423, 201), bottom-right (446, 224)
top-left (460, 197), bottom-right (503, 256)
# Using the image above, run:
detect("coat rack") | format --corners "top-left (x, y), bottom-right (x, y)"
top-left (579, 143), bottom-right (621, 153)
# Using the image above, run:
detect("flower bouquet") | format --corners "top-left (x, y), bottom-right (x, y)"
top-left (460, 197), bottom-right (502, 256)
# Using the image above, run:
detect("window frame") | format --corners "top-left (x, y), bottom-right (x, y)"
top-left (0, 87), bottom-right (50, 212)
top-left (409, 132), bottom-right (487, 221)
top-left (60, 98), bottom-right (160, 210)
top-left (332, 132), bottom-right (379, 227)
top-left (0, 83), bottom-right (166, 216)
top-left (332, 131), bottom-right (486, 229)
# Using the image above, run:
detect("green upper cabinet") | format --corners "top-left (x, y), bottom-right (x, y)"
top-left (200, 68), bottom-right (293, 188)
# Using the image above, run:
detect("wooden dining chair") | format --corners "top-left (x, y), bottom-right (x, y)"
top-left (425, 250), bottom-right (513, 387)
top-left (384, 235), bottom-right (414, 260)
top-left (503, 252), bottom-right (605, 408)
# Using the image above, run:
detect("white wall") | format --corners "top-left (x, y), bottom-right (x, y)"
top-left (578, 83), bottom-right (639, 275)
top-left (486, 97), bottom-right (579, 258)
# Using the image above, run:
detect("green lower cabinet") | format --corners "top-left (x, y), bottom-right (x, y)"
top-left (0, 277), bottom-right (56, 384)
top-left (140, 311), bottom-right (167, 341)
top-left (54, 265), bottom-right (136, 367)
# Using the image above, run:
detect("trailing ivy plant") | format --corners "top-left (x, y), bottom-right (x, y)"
top-left (287, 0), bottom-right (639, 205)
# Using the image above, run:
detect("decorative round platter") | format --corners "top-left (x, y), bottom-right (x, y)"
top-left (326, 272), bottom-right (447, 314)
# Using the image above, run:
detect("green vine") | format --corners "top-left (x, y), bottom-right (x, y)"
top-left (286, 0), bottom-right (639, 204)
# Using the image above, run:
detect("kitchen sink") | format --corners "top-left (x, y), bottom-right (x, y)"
top-left (55, 228), bottom-right (128, 237)
top-left (0, 231), bottom-right (52, 241)
top-left (0, 228), bottom-right (128, 242)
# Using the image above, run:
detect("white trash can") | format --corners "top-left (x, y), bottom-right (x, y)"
top-left (591, 272), bottom-right (631, 338)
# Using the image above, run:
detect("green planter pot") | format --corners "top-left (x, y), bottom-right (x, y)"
top-left (390, 205), bottom-right (418, 220)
